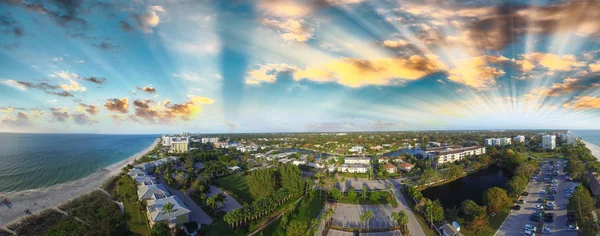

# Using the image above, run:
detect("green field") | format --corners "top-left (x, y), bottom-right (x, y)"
top-left (527, 151), bottom-right (561, 159)
top-left (212, 174), bottom-right (253, 204)
top-left (336, 192), bottom-right (392, 205)
top-left (118, 176), bottom-right (150, 236)
top-left (455, 207), bottom-right (509, 236)
top-left (259, 192), bottom-right (326, 235)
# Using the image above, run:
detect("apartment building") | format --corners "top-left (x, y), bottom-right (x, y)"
top-left (436, 146), bottom-right (486, 165)
top-left (345, 157), bottom-right (371, 164)
top-left (484, 137), bottom-right (511, 146)
top-left (543, 135), bottom-right (556, 150)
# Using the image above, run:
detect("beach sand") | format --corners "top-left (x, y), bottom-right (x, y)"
top-left (0, 138), bottom-right (159, 227)
top-left (583, 140), bottom-right (600, 162)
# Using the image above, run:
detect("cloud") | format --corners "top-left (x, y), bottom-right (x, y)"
top-left (262, 18), bottom-right (313, 43)
top-left (447, 55), bottom-right (509, 90)
top-left (1, 79), bottom-right (28, 91)
top-left (137, 84), bottom-right (157, 93)
top-left (49, 108), bottom-right (69, 123)
top-left (130, 96), bottom-right (214, 123)
top-left (0, 12), bottom-right (24, 37)
top-left (257, 0), bottom-right (312, 18)
top-left (590, 61), bottom-right (600, 72)
top-left (1, 111), bottom-right (31, 127)
top-left (136, 5), bottom-right (165, 33)
top-left (119, 20), bottom-right (133, 32)
top-left (382, 39), bottom-right (409, 49)
top-left (81, 76), bottom-right (107, 84)
top-left (0, 107), bottom-right (15, 113)
top-left (77, 103), bottom-right (98, 115)
top-left (293, 55), bottom-right (446, 88)
top-left (59, 80), bottom-right (86, 91)
top-left (563, 96), bottom-right (600, 110)
top-left (104, 98), bottom-right (129, 113)
top-left (72, 113), bottom-right (96, 125)
top-left (93, 42), bottom-right (119, 50)
top-left (526, 77), bottom-right (600, 98)
top-left (5, 0), bottom-right (89, 28)
top-left (515, 53), bottom-right (585, 72)
top-left (76, 60), bottom-right (85, 64)
top-left (246, 63), bottom-right (298, 85)
top-left (50, 91), bottom-right (75, 97)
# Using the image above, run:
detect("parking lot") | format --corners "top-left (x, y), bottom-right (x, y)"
top-left (496, 158), bottom-right (579, 236)
top-left (330, 203), bottom-right (397, 229)
top-left (327, 229), bottom-right (402, 236)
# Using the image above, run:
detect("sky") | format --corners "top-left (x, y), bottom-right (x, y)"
top-left (0, 0), bottom-right (599, 134)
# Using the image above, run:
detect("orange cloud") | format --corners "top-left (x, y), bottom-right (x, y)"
top-left (590, 61), bottom-right (600, 72)
top-left (382, 39), bottom-right (409, 49)
top-left (292, 55), bottom-right (446, 88)
top-left (131, 96), bottom-right (214, 123)
top-left (257, 0), bottom-right (312, 18)
top-left (104, 98), bottom-right (129, 113)
top-left (563, 96), bottom-right (600, 110)
top-left (246, 63), bottom-right (298, 85)
top-left (516, 53), bottom-right (585, 72)
top-left (262, 18), bottom-right (313, 43)
top-left (447, 55), bottom-right (509, 90)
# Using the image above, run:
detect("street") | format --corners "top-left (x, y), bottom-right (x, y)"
top-left (496, 158), bottom-right (579, 236)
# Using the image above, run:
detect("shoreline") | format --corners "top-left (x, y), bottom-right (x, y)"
top-left (582, 140), bottom-right (600, 161)
top-left (0, 138), bottom-right (159, 227)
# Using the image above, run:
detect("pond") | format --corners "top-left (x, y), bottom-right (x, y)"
top-left (420, 165), bottom-right (513, 209)
top-left (381, 147), bottom-right (423, 157)
top-left (281, 148), bottom-right (332, 159)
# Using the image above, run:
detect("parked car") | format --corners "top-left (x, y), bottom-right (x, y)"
top-left (535, 205), bottom-right (544, 210)
top-left (517, 199), bottom-right (525, 204)
top-left (522, 191), bottom-right (529, 196)
top-left (525, 224), bottom-right (537, 231)
top-left (568, 224), bottom-right (579, 231)
top-left (523, 230), bottom-right (536, 236)
top-left (530, 215), bottom-right (542, 222)
top-left (566, 193), bottom-right (572, 198)
top-left (542, 227), bottom-right (551, 234)
top-left (513, 205), bottom-right (521, 210)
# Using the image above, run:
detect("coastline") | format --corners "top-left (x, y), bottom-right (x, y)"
top-left (583, 140), bottom-right (600, 161)
top-left (0, 138), bottom-right (159, 227)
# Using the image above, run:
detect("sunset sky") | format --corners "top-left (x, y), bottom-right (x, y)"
top-left (0, 0), bottom-right (599, 134)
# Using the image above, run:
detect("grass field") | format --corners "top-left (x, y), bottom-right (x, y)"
top-left (212, 174), bottom-right (253, 204)
top-left (117, 175), bottom-right (150, 236)
top-left (259, 192), bottom-right (326, 235)
top-left (527, 151), bottom-right (561, 159)
top-left (208, 219), bottom-right (235, 235)
top-left (336, 192), bottom-right (392, 205)
top-left (455, 207), bottom-right (510, 236)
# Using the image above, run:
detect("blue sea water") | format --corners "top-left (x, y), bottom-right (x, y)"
top-left (570, 130), bottom-right (600, 147)
top-left (0, 133), bottom-right (157, 193)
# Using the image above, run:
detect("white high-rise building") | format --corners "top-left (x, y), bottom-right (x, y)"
top-left (542, 135), bottom-right (556, 150)
top-left (201, 137), bottom-right (219, 144)
top-left (484, 138), bottom-right (512, 146)
top-left (565, 134), bottom-right (578, 145)
top-left (513, 135), bottom-right (526, 143)
top-left (162, 135), bottom-right (172, 146)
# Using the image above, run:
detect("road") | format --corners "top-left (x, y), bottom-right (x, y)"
top-left (496, 158), bottom-right (579, 236)
top-left (156, 178), bottom-right (213, 225)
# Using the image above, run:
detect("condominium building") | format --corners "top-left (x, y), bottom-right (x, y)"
top-left (542, 135), bottom-right (556, 150)
top-left (201, 137), bottom-right (220, 144)
top-left (513, 135), bottom-right (526, 143)
top-left (349, 146), bottom-right (364, 153)
top-left (170, 136), bottom-right (189, 153)
top-left (484, 138), bottom-right (511, 146)
top-left (328, 164), bottom-right (370, 173)
top-left (345, 157), bottom-right (371, 164)
top-left (146, 196), bottom-right (191, 227)
top-left (435, 146), bottom-right (486, 165)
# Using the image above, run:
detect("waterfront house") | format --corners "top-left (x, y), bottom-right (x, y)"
top-left (138, 184), bottom-right (171, 201)
top-left (384, 163), bottom-right (397, 174)
top-left (349, 146), bottom-right (364, 153)
top-left (133, 176), bottom-right (158, 186)
top-left (439, 222), bottom-right (461, 236)
top-left (292, 159), bottom-right (307, 166)
top-left (345, 157), bottom-right (371, 165)
top-left (228, 166), bottom-right (242, 174)
top-left (146, 196), bottom-right (191, 228)
top-left (128, 168), bottom-right (147, 177)
top-left (135, 162), bottom-right (157, 173)
top-left (378, 157), bottom-right (389, 163)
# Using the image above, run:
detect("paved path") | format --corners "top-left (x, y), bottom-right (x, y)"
top-left (496, 158), bottom-right (578, 236)
top-left (330, 203), bottom-right (397, 229)
top-left (156, 179), bottom-right (213, 225)
top-left (389, 179), bottom-right (426, 236)
top-left (206, 185), bottom-right (242, 213)
top-left (327, 229), bottom-right (402, 236)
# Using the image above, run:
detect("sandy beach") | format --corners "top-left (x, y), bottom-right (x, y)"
top-left (0, 138), bottom-right (158, 227)
top-left (583, 140), bottom-right (600, 161)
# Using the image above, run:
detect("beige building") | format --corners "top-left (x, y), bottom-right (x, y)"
top-left (436, 146), bottom-right (486, 165)
top-left (146, 196), bottom-right (191, 228)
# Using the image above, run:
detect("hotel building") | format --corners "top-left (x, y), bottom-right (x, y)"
top-left (542, 135), bottom-right (556, 150)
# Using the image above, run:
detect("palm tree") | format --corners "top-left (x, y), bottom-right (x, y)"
top-left (137, 200), bottom-right (145, 226)
top-left (161, 202), bottom-right (176, 227)
top-left (322, 208), bottom-right (335, 226)
top-left (390, 212), bottom-right (400, 227)
top-left (180, 186), bottom-right (188, 201)
top-left (360, 210), bottom-right (374, 230)
top-left (398, 210), bottom-right (409, 233)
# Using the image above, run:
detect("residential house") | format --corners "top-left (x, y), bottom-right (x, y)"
top-left (378, 157), bottom-right (389, 163)
top-left (133, 176), bottom-right (158, 186)
top-left (292, 159), bottom-right (307, 166)
top-left (398, 162), bottom-right (415, 172)
top-left (384, 163), bottom-right (397, 174)
top-left (138, 184), bottom-right (171, 201)
top-left (439, 222), bottom-right (461, 236)
top-left (228, 166), bottom-right (242, 174)
top-left (128, 168), bottom-right (147, 177)
top-left (146, 196), bottom-right (191, 227)
top-left (349, 146), bottom-right (364, 153)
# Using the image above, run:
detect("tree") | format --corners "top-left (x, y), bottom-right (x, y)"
top-left (161, 202), bottom-right (175, 226)
top-left (331, 188), bottom-right (342, 200)
top-left (322, 208), bottom-right (334, 225)
top-left (421, 168), bottom-right (441, 184)
top-left (180, 186), bottom-right (188, 201)
top-left (394, 210), bottom-right (409, 235)
top-left (447, 164), bottom-right (464, 179)
top-left (362, 186), bottom-right (368, 199)
top-left (347, 188), bottom-right (358, 201)
top-left (248, 168), bottom-right (277, 200)
top-left (461, 200), bottom-right (488, 233)
top-left (580, 219), bottom-right (599, 236)
top-left (286, 219), bottom-right (307, 236)
top-left (568, 185), bottom-right (595, 220)
top-left (279, 164), bottom-right (305, 194)
top-left (483, 187), bottom-right (510, 213)
top-left (360, 210), bottom-right (374, 229)
top-left (445, 207), bottom-right (459, 220)
top-left (424, 199), bottom-right (444, 224)
top-left (150, 223), bottom-right (171, 236)
top-left (369, 191), bottom-right (380, 202)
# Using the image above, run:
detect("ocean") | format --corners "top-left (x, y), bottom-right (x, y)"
top-left (0, 133), bottom-right (157, 193)
top-left (570, 130), bottom-right (600, 147)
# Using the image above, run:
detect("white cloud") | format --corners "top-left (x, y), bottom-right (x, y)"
top-left (137, 5), bottom-right (166, 33)
top-left (1, 80), bottom-right (28, 91)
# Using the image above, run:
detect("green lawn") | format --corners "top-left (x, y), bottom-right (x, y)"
top-left (336, 192), bottom-right (392, 205)
top-left (117, 176), bottom-right (150, 236)
top-left (208, 219), bottom-right (235, 236)
top-left (212, 174), bottom-right (253, 204)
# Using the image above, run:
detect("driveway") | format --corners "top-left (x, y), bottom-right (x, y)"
top-left (330, 203), bottom-right (396, 229)
top-left (206, 185), bottom-right (242, 213)
top-left (328, 229), bottom-right (402, 236)
top-left (156, 178), bottom-right (213, 225)
top-left (389, 179), bottom-right (426, 236)
top-left (496, 158), bottom-right (578, 236)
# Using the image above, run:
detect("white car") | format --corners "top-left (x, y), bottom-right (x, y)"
top-left (535, 205), bottom-right (544, 210)
top-left (566, 193), bottom-right (572, 198)
top-left (525, 224), bottom-right (537, 231)
top-left (523, 230), bottom-right (536, 236)
top-left (542, 227), bottom-right (551, 234)
top-left (568, 225), bottom-right (579, 231)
